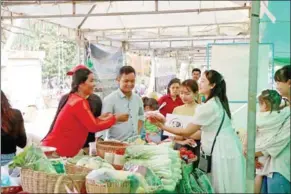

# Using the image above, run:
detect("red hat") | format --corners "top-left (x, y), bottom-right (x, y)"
top-left (67, 64), bottom-right (89, 76)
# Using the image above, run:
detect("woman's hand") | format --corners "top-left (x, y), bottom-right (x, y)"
top-left (255, 158), bottom-right (263, 169)
top-left (115, 113), bottom-right (129, 122)
top-left (98, 113), bottom-right (113, 120)
top-left (180, 139), bottom-right (196, 146)
top-left (146, 112), bottom-right (166, 124)
top-left (243, 147), bottom-right (247, 157)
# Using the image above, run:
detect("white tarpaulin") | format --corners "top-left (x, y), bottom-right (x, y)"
top-left (210, 44), bottom-right (271, 131)
top-left (154, 57), bottom-right (177, 94)
top-left (89, 44), bottom-right (123, 99)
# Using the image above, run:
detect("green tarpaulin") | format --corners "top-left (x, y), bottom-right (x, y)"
top-left (260, 1), bottom-right (290, 66)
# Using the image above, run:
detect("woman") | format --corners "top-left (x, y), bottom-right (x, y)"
top-left (151, 70), bottom-right (245, 193)
top-left (172, 79), bottom-right (201, 167)
top-left (44, 65), bottom-right (103, 153)
top-left (259, 65), bottom-right (291, 193)
top-left (1, 90), bottom-right (27, 166)
top-left (41, 68), bottom-right (128, 157)
top-left (158, 78), bottom-right (184, 140)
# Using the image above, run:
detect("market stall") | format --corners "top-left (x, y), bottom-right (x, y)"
top-left (1, 137), bottom-right (213, 194)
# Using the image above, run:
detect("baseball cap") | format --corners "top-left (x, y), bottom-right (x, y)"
top-left (66, 64), bottom-right (90, 76)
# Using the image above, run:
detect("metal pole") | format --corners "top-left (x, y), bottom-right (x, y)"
top-left (1, 6), bottom-right (250, 20)
top-left (246, 1), bottom-right (260, 193)
top-left (121, 41), bottom-right (127, 66)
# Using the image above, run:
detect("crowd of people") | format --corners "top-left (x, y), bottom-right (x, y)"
top-left (1, 63), bottom-right (290, 193)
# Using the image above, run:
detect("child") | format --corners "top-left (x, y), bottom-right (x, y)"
top-left (253, 89), bottom-right (289, 193)
top-left (142, 97), bottom-right (162, 144)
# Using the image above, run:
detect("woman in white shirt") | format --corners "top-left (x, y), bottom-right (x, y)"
top-left (258, 65), bottom-right (291, 194)
top-left (150, 70), bottom-right (245, 193)
top-left (252, 89), bottom-right (289, 193)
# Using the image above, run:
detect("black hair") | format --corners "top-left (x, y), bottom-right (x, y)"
top-left (1, 90), bottom-right (15, 135)
top-left (274, 65), bottom-right (291, 83)
top-left (192, 68), bottom-right (201, 74)
top-left (167, 78), bottom-right (181, 95)
top-left (119, 66), bottom-right (136, 76)
top-left (142, 97), bottom-right (159, 110)
top-left (181, 79), bottom-right (199, 94)
top-left (204, 70), bottom-right (232, 119)
top-left (181, 79), bottom-right (199, 103)
top-left (71, 69), bottom-right (92, 93)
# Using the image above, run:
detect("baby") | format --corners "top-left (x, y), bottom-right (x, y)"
top-left (142, 97), bottom-right (164, 144)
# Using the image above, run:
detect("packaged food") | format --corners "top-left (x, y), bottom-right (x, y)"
top-left (89, 142), bottom-right (97, 156)
top-left (104, 152), bottom-right (114, 164)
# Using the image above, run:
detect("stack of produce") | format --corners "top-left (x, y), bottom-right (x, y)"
top-left (69, 155), bottom-right (115, 170)
top-left (9, 145), bottom-right (59, 174)
top-left (124, 145), bottom-right (182, 191)
top-left (123, 163), bottom-right (163, 192)
top-left (177, 162), bottom-right (214, 193)
top-left (86, 168), bottom-right (149, 193)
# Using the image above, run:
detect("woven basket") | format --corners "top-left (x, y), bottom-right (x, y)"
top-left (65, 162), bottom-right (93, 175)
top-left (86, 179), bottom-right (131, 193)
top-left (20, 168), bottom-right (86, 193)
top-left (1, 186), bottom-right (22, 194)
top-left (96, 141), bottom-right (128, 170)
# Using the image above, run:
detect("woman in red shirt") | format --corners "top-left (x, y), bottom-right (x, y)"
top-left (158, 78), bottom-right (184, 140)
top-left (42, 67), bottom-right (128, 157)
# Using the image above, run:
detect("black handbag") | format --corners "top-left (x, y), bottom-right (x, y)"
top-left (198, 111), bottom-right (225, 173)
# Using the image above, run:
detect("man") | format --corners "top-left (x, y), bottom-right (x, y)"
top-left (191, 68), bottom-right (206, 103)
top-left (96, 66), bottom-right (144, 141)
top-left (192, 68), bottom-right (201, 81)
top-left (43, 65), bottom-right (102, 149)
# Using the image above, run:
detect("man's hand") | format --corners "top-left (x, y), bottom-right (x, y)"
top-left (115, 113), bottom-right (129, 122)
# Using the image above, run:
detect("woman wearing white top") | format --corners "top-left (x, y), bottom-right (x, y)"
top-left (150, 70), bottom-right (245, 193)
top-left (257, 65), bottom-right (291, 194)
top-left (250, 89), bottom-right (290, 193)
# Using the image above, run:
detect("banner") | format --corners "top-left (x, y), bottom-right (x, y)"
top-left (88, 44), bottom-right (123, 99)
top-left (154, 57), bottom-right (177, 94)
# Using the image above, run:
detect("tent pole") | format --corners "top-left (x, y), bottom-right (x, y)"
top-left (122, 41), bottom-right (128, 66)
top-left (246, 1), bottom-right (260, 193)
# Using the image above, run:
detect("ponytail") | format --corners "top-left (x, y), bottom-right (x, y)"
top-left (204, 70), bottom-right (232, 119)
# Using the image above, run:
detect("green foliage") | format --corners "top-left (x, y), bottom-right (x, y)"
top-left (9, 20), bottom-right (79, 80)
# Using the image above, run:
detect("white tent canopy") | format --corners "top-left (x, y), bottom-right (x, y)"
top-left (1, 1), bottom-right (251, 61)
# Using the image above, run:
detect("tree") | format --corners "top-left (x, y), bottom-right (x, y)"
top-left (9, 19), bottom-right (79, 81)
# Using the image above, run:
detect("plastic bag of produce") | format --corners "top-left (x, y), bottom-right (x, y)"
top-left (29, 158), bottom-right (57, 173)
top-left (76, 156), bottom-right (91, 167)
top-left (87, 168), bottom-right (149, 193)
top-left (1, 165), bottom-right (20, 187)
top-left (51, 159), bottom-right (66, 174)
top-left (193, 168), bottom-right (214, 193)
top-left (67, 155), bottom-right (87, 164)
top-left (123, 163), bottom-right (163, 189)
top-left (9, 145), bottom-right (47, 169)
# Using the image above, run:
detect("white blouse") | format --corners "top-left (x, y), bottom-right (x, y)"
top-left (191, 97), bottom-right (235, 154)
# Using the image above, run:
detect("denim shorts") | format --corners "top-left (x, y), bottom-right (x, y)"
top-left (1, 153), bottom-right (15, 166)
top-left (261, 172), bottom-right (291, 193)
